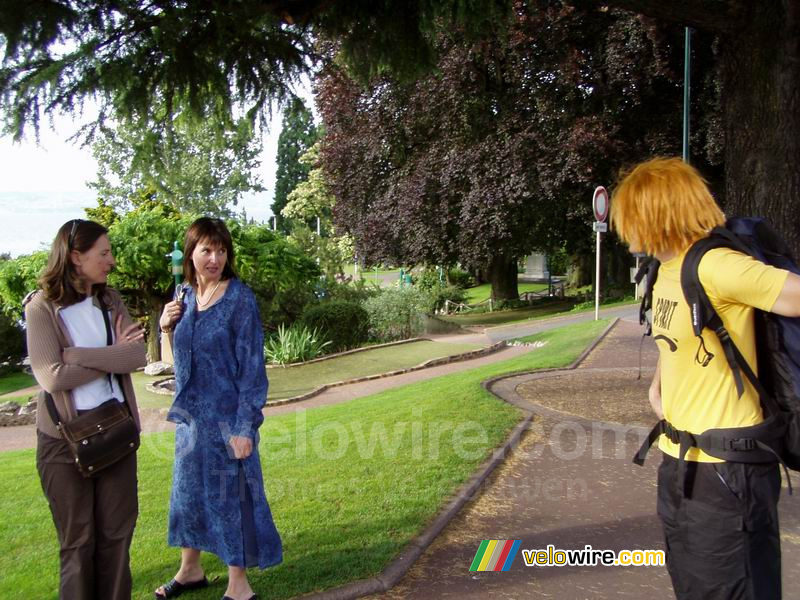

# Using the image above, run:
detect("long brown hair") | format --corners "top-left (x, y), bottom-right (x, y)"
top-left (39, 219), bottom-right (109, 306)
top-left (182, 217), bottom-right (237, 286)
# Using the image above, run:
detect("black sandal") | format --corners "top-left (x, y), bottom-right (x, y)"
top-left (154, 576), bottom-right (210, 599)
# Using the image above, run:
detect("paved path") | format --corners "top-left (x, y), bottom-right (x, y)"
top-left (369, 316), bottom-right (800, 599)
top-left (0, 340), bottom-right (536, 452)
top-left (430, 304), bottom-right (638, 347)
top-left (0, 305), bottom-right (632, 452)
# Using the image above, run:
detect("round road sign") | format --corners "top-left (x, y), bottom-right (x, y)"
top-left (593, 186), bottom-right (609, 222)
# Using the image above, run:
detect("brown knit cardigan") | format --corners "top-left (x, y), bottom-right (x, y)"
top-left (25, 288), bottom-right (147, 439)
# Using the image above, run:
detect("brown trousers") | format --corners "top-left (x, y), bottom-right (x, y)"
top-left (36, 430), bottom-right (138, 600)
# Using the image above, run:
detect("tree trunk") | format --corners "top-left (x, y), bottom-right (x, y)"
top-left (487, 254), bottom-right (519, 301)
top-left (718, 2), bottom-right (800, 259)
top-left (568, 253), bottom-right (593, 288)
top-left (147, 298), bottom-right (164, 364)
top-left (607, 0), bottom-right (800, 260)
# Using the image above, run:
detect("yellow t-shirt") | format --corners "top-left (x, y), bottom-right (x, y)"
top-left (653, 247), bottom-right (789, 462)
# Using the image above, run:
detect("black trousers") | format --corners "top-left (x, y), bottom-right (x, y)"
top-left (657, 455), bottom-right (781, 600)
top-left (36, 430), bottom-right (138, 600)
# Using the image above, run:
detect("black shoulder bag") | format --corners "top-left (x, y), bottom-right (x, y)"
top-left (44, 295), bottom-right (140, 477)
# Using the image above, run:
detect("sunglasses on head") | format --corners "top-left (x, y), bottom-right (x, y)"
top-left (68, 219), bottom-right (83, 249)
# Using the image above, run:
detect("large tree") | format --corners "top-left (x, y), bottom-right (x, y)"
top-left (90, 114), bottom-right (264, 215)
top-left (272, 97), bottom-right (318, 229)
top-left (281, 142), bottom-right (355, 278)
top-left (317, 2), bottom-right (720, 298)
top-left (595, 0), bottom-right (800, 260)
top-left (0, 1), bottom-right (797, 257)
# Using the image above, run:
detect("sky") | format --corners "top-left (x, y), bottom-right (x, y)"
top-left (0, 90), bottom-right (317, 257)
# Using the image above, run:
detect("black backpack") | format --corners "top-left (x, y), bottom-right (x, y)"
top-left (633, 217), bottom-right (800, 490)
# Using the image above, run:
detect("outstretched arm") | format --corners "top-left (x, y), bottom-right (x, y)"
top-left (770, 272), bottom-right (800, 317)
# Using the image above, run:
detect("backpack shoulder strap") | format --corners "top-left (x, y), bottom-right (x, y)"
top-left (635, 257), bottom-right (660, 336)
top-left (680, 227), bottom-right (760, 398)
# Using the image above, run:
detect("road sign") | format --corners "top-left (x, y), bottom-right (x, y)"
top-left (591, 185), bottom-right (609, 322)
top-left (593, 186), bottom-right (609, 222)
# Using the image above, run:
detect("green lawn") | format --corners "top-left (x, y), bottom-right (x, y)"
top-left (267, 340), bottom-right (483, 400)
top-left (132, 340), bottom-right (485, 409)
top-left (462, 281), bottom-right (549, 304)
top-left (440, 298), bottom-right (577, 327)
top-left (0, 395), bottom-right (32, 406)
top-left (0, 371), bottom-right (36, 396)
top-left (0, 319), bottom-right (609, 600)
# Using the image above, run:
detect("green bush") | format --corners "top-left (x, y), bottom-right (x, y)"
top-left (363, 286), bottom-right (429, 341)
top-left (325, 278), bottom-right (381, 304)
top-left (447, 267), bottom-right (474, 288)
top-left (0, 312), bottom-right (24, 372)
top-left (300, 300), bottom-right (370, 352)
top-left (264, 324), bottom-right (332, 365)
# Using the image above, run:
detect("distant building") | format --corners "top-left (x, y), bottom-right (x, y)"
top-left (520, 253), bottom-right (549, 282)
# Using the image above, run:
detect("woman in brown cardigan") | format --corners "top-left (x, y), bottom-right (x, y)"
top-left (25, 219), bottom-right (147, 600)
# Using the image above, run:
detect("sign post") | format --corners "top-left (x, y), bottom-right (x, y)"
top-left (592, 186), bottom-right (609, 321)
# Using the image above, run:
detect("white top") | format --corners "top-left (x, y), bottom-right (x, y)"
top-left (60, 296), bottom-right (124, 410)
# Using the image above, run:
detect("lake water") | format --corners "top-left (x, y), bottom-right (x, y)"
top-left (0, 191), bottom-right (90, 256)
top-left (0, 191), bottom-right (272, 257)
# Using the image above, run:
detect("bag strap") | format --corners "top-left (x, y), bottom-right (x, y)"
top-left (43, 391), bottom-right (63, 428)
top-left (96, 293), bottom-right (116, 395)
top-left (635, 257), bottom-right (659, 336)
top-left (680, 229), bottom-right (763, 398)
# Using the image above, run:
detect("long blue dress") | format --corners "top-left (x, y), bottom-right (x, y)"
top-left (166, 278), bottom-right (282, 569)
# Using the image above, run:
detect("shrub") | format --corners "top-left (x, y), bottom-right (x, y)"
top-left (415, 266), bottom-right (444, 292)
top-left (264, 324), bottom-right (331, 366)
top-left (447, 268), bottom-right (474, 289)
top-left (0, 312), bottom-right (24, 372)
top-left (300, 300), bottom-right (370, 352)
top-left (324, 278), bottom-right (382, 304)
top-left (363, 286), bottom-right (429, 342)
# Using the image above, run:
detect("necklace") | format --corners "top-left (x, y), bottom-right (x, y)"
top-left (195, 279), bottom-right (222, 308)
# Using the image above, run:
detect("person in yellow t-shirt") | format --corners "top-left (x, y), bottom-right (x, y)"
top-left (611, 157), bottom-right (800, 600)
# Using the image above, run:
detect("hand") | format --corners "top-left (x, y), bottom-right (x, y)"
top-left (229, 435), bottom-right (253, 459)
top-left (115, 313), bottom-right (145, 345)
top-left (159, 299), bottom-right (184, 332)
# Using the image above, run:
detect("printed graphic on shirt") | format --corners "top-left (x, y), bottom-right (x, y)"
top-left (650, 247), bottom-right (787, 463)
top-left (652, 298), bottom-right (678, 330)
top-left (653, 335), bottom-right (678, 352)
top-left (694, 336), bottom-right (715, 367)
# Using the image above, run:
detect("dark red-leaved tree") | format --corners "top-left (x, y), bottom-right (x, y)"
top-left (317, 1), bottom-right (721, 299)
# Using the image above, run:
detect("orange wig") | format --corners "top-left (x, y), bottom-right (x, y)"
top-left (611, 157), bottom-right (724, 257)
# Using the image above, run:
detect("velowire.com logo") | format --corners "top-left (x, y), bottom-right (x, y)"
top-left (469, 540), bottom-right (521, 572)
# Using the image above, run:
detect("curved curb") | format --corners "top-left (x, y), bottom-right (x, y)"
top-left (489, 365), bottom-right (656, 435)
top-left (295, 414), bottom-right (536, 600)
top-left (264, 341), bottom-right (508, 408)
top-left (146, 341), bottom-right (509, 399)
top-left (293, 318), bottom-right (620, 600)
top-left (266, 337), bottom-right (431, 369)
top-left (479, 316), bottom-right (619, 398)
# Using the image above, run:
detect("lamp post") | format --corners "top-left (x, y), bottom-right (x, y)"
top-left (169, 241), bottom-right (183, 291)
top-left (683, 27), bottom-right (692, 162)
top-left (162, 241), bottom-right (184, 365)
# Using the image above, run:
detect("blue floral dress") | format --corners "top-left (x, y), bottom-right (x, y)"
top-left (166, 278), bottom-right (282, 569)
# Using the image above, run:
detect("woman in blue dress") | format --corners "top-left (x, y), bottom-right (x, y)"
top-left (156, 218), bottom-right (281, 600)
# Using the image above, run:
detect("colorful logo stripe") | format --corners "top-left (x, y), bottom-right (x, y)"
top-left (470, 540), bottom-right (521, 571)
